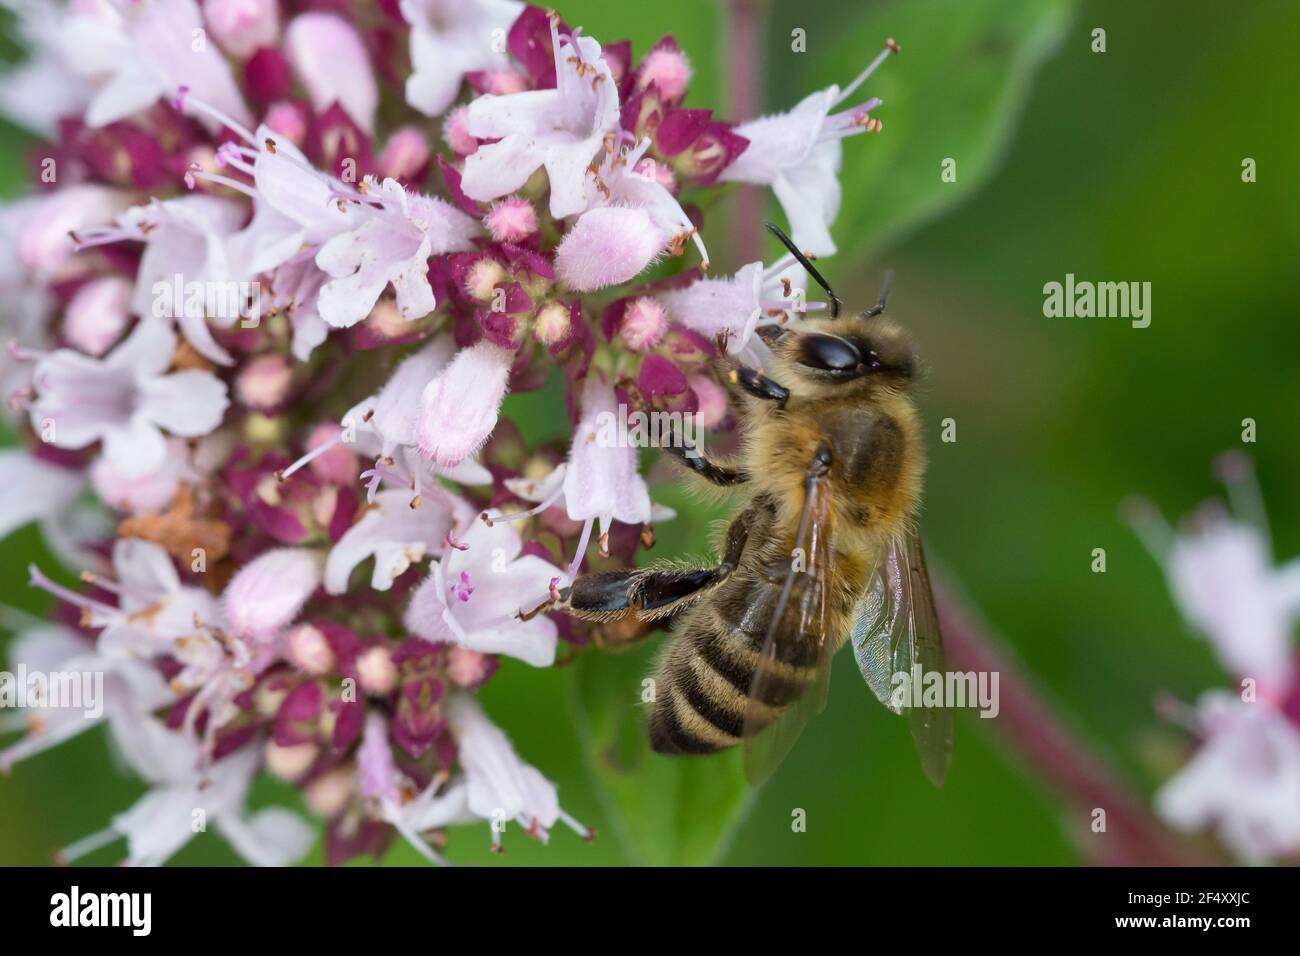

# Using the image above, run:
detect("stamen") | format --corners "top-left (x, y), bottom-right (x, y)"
top-left (185, 166), bottom-right (259, 201)
top-left (28, 565), bottom-right (118, 624)
top-left (278, 433), bottom-right (343, 481)
top-left (1214, 451), bottom-right (1271, 547)
top-left (175, 88), bottom-right (258, 147)
top-left (1120, 496), bottom-right (1175, 562)
top-left (567, 518), bottom-right (595, 579)
top-left (835, 40), bottom-right (899, 108)
top-left (55, 825), bottom-right (120, 864)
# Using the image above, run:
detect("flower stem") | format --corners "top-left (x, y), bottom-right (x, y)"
top-left (933, 576), bottom-right (1218, 866)
top-left (724, 0), bottom-right (764, 266)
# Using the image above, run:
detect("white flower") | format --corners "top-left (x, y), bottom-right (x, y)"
top-left (0, 0), bottom-right (93, 137)
top-left (357, 713), bottom-right (474, 865)
top-left (0, 449), bottom-right (86, 541)
top-left (71, 193), bottom-right (251, 365)
top-left (404, 516), bottom-right (565, 667)
top-left (324, 486), bottom-right (474, 595)
top-left (720, 44), bottom-right (895, 256)
top-left (315, 177), bottom-right (480, 329)
top-left (1156, 692), bottom-right (1300, 863)
top-left (29, 319), bottom-right (230, 480)
top-left (1132, 454), bottom-right (1300, 697)
top-left (461, 15), bottom-right (620, 218)
top-left (658, 254), bottom-right (818, 358)
top-left (401, 0), bottom-right (524, 118)
top-left (64, 0), bottom-right (253, 132)
top-left (444, 693), bottom-right (588, 848)
top-left (59, 727), bottom-right (313, 867)
top-left (0, 623), bottom-right (172, 773)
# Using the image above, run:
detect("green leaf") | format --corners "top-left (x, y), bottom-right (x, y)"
top-left (568, 641), bottom-right (755, 866)
top-left (771, 0), bottom-right (1074, 260)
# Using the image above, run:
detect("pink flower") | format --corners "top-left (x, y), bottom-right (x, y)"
top-left (324, 487), bottom-right (473, 594)
top-left (0, 450), bottom-right (85, 541)
top-left (283, 12), bottom-right (378, 133)
top-left (74, 0), bottom-right (253, 132)
top-left (315, 177), bottom-right (480, 328)
top-left (17, 185), bottom-right (132, 276)
top-left (404, 517), bottom-right (565, 666)
top-left (90, 437), bottom-right (195, 513)
top-left (658, 255), bottom-right (821, 358)
top-left (720, 42), bottom-right (896, 255)
top-left (202, 0), bottom-right (280, 60)
top-left (1156, 691), bottom-right (1300, 862)
top-left (444, 693), bottom-right (588, 848)
top-left (416, 340), bottom-right (513, 469)
top-left (29, 319), bottom-right (230, 480)
top-left (460, 15), bottom-right (621, 218)
top-left (401, 0), bottom-right (525, 118)
top-left (1131, 454), bottom-right (1300, 698)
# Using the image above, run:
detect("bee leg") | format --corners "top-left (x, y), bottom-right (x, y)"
top-left (728, 365), bottom-right (790, 408)
top-left (556, 510), bottom-right (753, 624)
top-left (661, 444), bottom-right (748, 486)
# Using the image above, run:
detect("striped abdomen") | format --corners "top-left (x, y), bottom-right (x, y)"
top-left (648, 564), bottom-right (824, 755)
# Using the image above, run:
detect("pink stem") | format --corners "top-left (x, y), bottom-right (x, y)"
top-left (725, 0), bottom-right (763, 266)
top-left (933, 576), bottom-right (1218, 866)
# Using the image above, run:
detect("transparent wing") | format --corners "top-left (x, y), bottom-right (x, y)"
top-left (849, 529), bottom-right (953, 786)
top-left (742, 468), bottom-right (834, 786)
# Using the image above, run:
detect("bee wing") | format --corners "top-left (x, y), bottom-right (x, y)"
top-left (742, 469), bottom-right (834, 786)
top-left (850, 529), bottom-right (953, 786)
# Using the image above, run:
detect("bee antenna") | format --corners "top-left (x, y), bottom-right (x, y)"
top-left (861, 269), bottom-right (894, 319)
top-left (764, 221), bottom-right (842, 318)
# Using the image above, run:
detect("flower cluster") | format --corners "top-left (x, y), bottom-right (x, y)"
top-left (1128, 452), bottom-right (1300, 863)
top-left (0, 0), bottom-right (892, 865)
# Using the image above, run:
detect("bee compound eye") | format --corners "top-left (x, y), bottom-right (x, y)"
top-left (796, 333), bottom-right (862, 373)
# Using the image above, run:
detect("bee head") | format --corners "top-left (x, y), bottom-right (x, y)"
top-left (756, 223), bottom-right (914, 396)
top-left (762, 316), bottom-right (917, 395)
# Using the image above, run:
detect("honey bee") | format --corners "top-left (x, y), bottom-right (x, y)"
top-left (530, 223), bottom-right (952, 785)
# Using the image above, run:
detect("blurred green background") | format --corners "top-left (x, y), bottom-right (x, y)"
top-left (2, 0), bottom-right (1297, 865)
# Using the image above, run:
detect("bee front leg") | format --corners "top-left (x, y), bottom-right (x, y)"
top-left (661, 444), bottom-right (748, 486)
top-left (727, 365), bottom-right (790, 408)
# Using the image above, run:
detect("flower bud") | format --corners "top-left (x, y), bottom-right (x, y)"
top-left (447, 647), bottom-right (490, 688)
top-left (304, 423), bottom-right (358, 485)
top-left (287, 623), bottom-right (337, 675)
top-left (689, 373), bottom-right (729, 428)
top-left (304, 764), bottom-right (354, 817)
top-left (464, 258), bottom-right (506, 302)
top-left (636, 44), bottom-right (692, 101)
top-left (619, 297), bottom-right (668, 351)
top-left (264, 100), bottom-right (309, 147)
top-left (204, 0), bottom-right (280, 59)
top-left (484, 197), bottom-right (538, 244)
top-left (380, 126), bottom-right (431, 182)
top-left (532, 301), bottom-right (572, 347)
top-left (442, 106), bottom-right (478, 157)
top-left (64, 276), bottom-right (131, 356)
top-left (284, 13), bottom-right (378, 133)
top-left (356, 645), bottom-right (398, 695)
top-left (235, 354), bottom-right (293, 410)
top-left (265, 740), bottom-right (318, 780)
